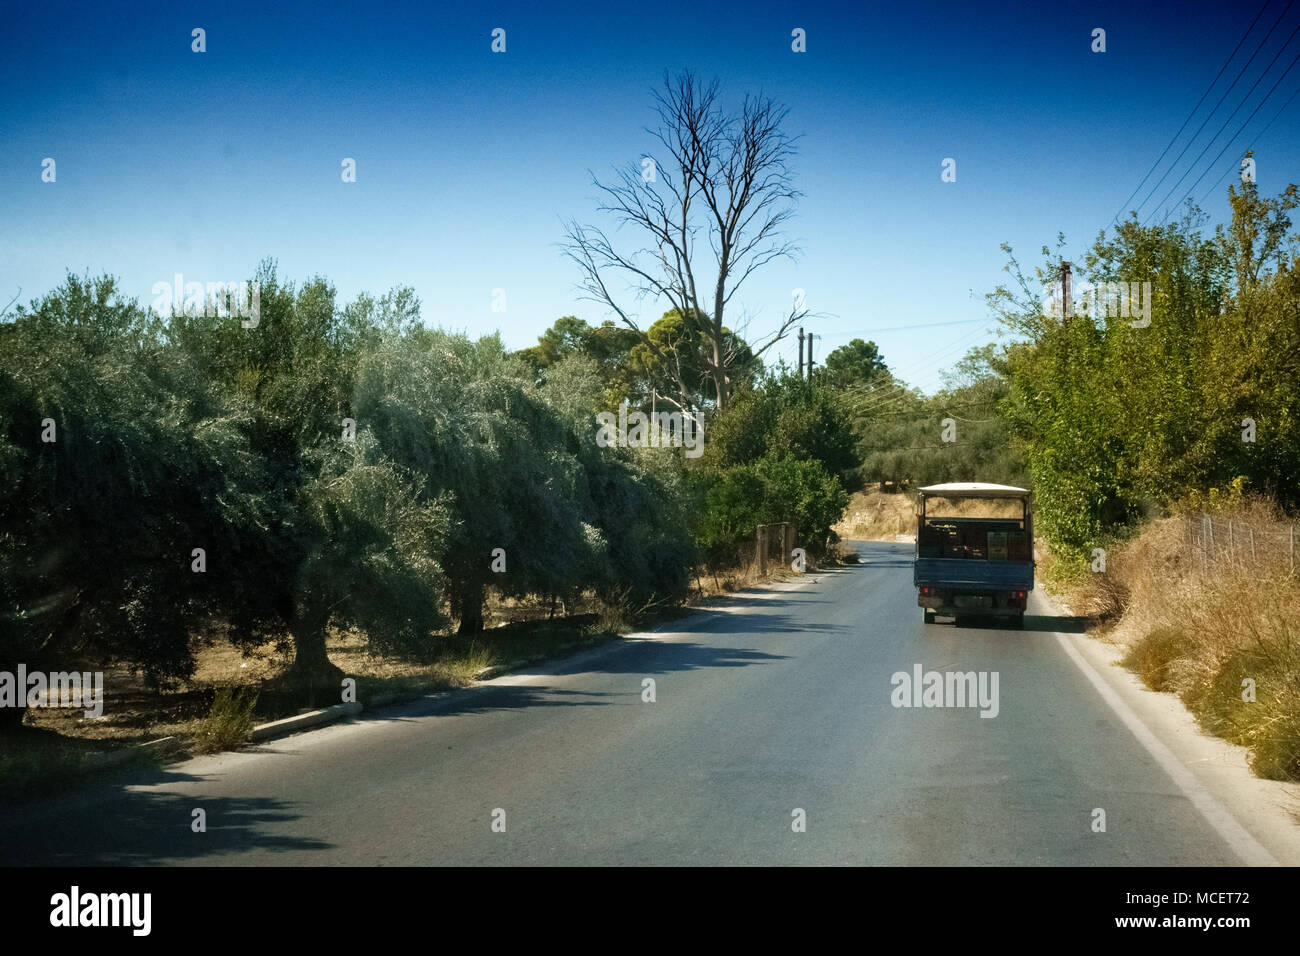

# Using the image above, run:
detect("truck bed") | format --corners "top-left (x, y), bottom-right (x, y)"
top-left (913, 491), bottom-right (1035, 620)
top-left (913, 557), bottom-right (1034, 590)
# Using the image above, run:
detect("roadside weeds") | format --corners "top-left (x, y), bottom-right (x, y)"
top-left (1048, 500), bottom-right (1300, 782)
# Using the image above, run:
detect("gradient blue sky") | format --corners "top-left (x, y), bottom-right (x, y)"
top-left (4, 0), bottom-right (1298, 391)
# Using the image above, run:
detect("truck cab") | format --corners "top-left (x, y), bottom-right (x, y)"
top-left (913, 483), bottom-right (1034, 627)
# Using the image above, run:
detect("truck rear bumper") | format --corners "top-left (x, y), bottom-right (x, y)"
top-left (917, 587), bottom-right (1028, 615)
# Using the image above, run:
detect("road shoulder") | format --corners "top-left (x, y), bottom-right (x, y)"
top-left (1036, 587), bottom-right (1300, 865)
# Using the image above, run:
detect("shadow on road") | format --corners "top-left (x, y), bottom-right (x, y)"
top-left (1020, 614), bottom-right (1092, 633)
top-left (363, 638), bottom-right (797, 725)
top-left (676, 608), bottom-right (852, 635)
top-left (932, 613), bottom-right (1093, 634)
top-left (844, 557), bottom-right (914, 568)
top-left (581, 640), bottom-right (793, 673)
top-left (369, 684), bottom-right (622, 723)
top-left (0, 765), bottom-right (333, 866)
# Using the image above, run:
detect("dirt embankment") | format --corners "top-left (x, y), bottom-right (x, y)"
top-left (834, 489), bottom-right (916, 541)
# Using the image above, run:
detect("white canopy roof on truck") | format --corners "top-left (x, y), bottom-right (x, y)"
top-left (917, 483), bottom-right (1030, 498)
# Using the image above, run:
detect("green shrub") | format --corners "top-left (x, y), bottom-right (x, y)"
top-left (194, 686), bottom-right (259, 754)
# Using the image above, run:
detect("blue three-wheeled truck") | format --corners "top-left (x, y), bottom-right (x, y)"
top-left (913, 483), bottom-right (1035, 627)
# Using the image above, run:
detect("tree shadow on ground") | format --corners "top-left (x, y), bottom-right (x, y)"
top-left (0, 763), bottom-right (333, 866)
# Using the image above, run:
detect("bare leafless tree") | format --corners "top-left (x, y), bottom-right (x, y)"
top-left (562, 71), bottom-right (807, 415)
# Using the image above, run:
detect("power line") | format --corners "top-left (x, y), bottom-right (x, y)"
top-left (1196, 77), bottom-right (1300, 203)
top-left (870, 319), bottom-right (999, 387)
top-left (824, 318), bottom-right (989, 337)
top-left (1134, 0), bottom-right (1295, 221)
top-left (1110, 0), bottom-right (1273, 226)
top-left (843, 321), bottom-right (1004, 417)
top-left (855, 328), bottom-right (1000, 413)
top-left (1166, 47), bottom-right (1300, 222)
top-left (812, 318), bottom-right (997, 400)
top-left (809, 311), bottom-right (1007, 416)
top-left (1144, 10), bottom-right (1300, 225)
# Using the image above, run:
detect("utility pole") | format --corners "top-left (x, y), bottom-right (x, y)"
top-left (797, 327), bottom-right (805, 377)
top-left (806, 333), bottom-right (817, 379)
top-left (1061, 261), bottom-right (1073, 319)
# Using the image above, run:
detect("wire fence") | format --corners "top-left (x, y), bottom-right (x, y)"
top-left (1187, 513), bottom-right (1297, 576)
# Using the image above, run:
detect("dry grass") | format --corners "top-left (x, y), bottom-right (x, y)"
top-left (922, 497), bottom-right (1026, 519)
top-left (15, 613), bottom-right (592, 763)
top-left (835, 489), bottom-right (916, 540)
top-left (693, 554), bottom-right (805, 599)
top-left (834, 489), bottom-right (1029, 542)
top-left (1065, 497), bottom-right (1300, 780)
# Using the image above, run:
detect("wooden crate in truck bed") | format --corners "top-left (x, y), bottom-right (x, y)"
top-left (916, 517), bottom-right (1032, 562)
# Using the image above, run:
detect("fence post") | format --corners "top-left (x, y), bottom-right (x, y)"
top-left (1291, 526), bottom-right (1295, 574)
top-left (756, 524), bottom-right (767, 575)
top-left (782, 522), bottom-right (794, 564)
top-left (1249, 528), bottom-right (1255, 564)
top-left (1206, 516), bottom-right (1214, 564)
top-left (1228, 520), bottom-right (1234, 566)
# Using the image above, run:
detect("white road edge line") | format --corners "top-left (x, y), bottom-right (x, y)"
top-left (1054, 631), bottom-right (1279, 867)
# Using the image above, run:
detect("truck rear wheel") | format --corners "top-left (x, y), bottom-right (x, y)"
top-left (923, 609), bottom-right (936, 624)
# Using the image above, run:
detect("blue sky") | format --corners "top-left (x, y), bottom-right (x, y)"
top-left (4, 0), bottom-right (1298, 391)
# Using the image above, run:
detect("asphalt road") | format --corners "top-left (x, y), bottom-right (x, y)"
top-left (0, 541), bottom-right (1273, 865)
